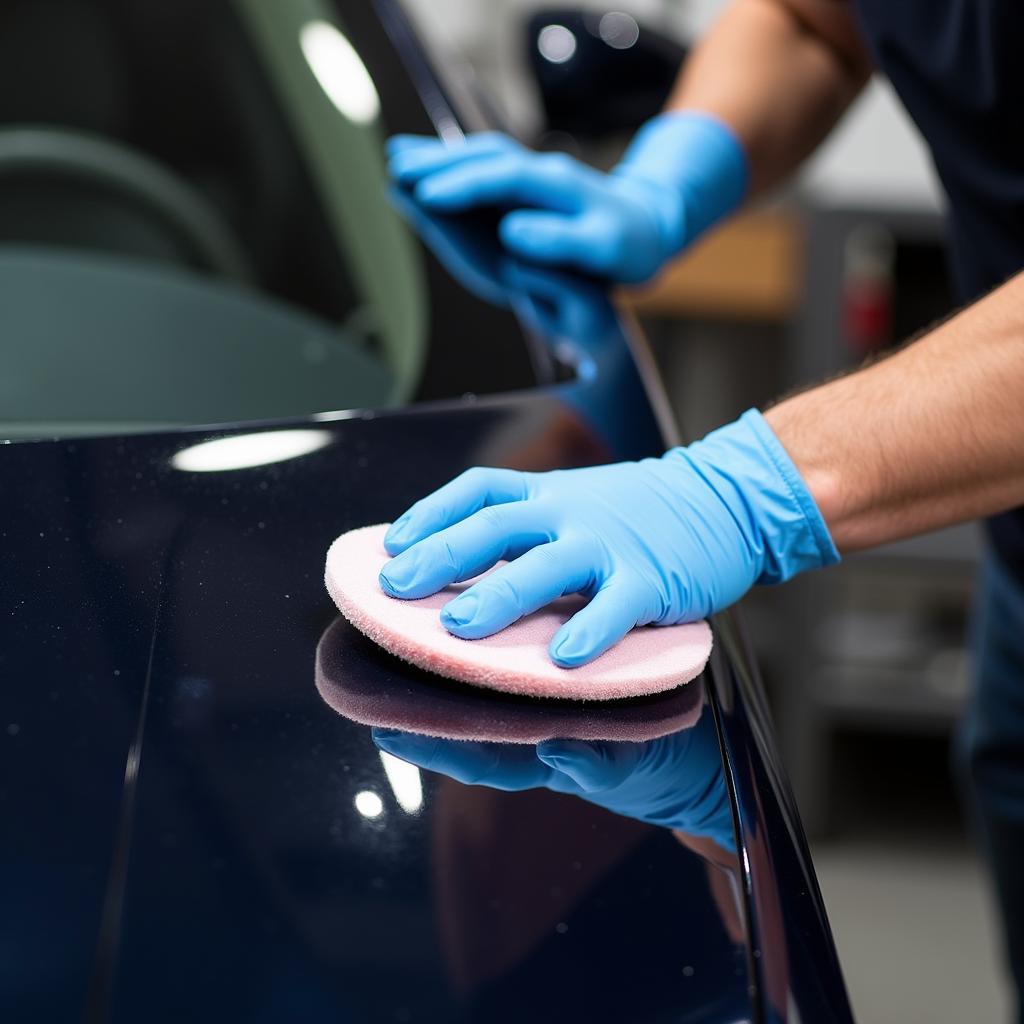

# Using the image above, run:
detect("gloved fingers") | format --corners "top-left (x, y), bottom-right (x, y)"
top-left (372, 729), bottom-right (553, 790)
top-left (387, 131), bottom-right (520, 186)
top-left (385, 131), bottom-right (520, 187)
top-left (380, 501), bottom-right (553, 600)
top-left (499, 209), bottom-right (623, 275)
top-left (385, 134), bottom-right (436, 157)
top-left (387, 185), bottom-right (511, 307)
top-left (384, 466), bottom-right (529, 555)
top-left (440, 538), bottom-right (597, 640)
top-left (536, 739), bottom-right (644, 793)
top-left (548, 578), bottom-right (647, 667)
top-left (500, 260), bottom-right (606, 341)
top-left (413, 152), bottom-right (585, 213)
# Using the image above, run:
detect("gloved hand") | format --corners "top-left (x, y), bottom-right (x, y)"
top-left (372, 707), bottom-right (735, 851)
top-left (387, 111), bottom-right (747, 283)
top-left (380, 410), bottom-right (838, 667)
top-left (390, 182), bottom-right (616, 353)
top-left (387, 182), bottom-right (515, 309)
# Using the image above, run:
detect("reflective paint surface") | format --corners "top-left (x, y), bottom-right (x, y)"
top-left (1, 393), bottom-right (754, 1022)
top-left (0, 1), bottom-right (854, 1020)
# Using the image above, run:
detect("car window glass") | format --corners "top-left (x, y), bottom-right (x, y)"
top-left (0, 0), bottom-right (537, 439)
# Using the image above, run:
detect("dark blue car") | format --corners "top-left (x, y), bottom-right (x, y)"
top-left (0, 2), bottom-right (853, 1020)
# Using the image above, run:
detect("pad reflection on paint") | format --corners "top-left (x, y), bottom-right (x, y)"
top-left (314, 614), bottom-right (733, 851)
top-left (315, 614), bottom-right (705, 744)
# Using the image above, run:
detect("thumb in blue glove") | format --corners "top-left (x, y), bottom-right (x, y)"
top-left (372, 703), bottom-right (735, 852)
top-left (380, 409), bottom-right (838, 668)
top-left (387, 111), bottom-right (747, 283)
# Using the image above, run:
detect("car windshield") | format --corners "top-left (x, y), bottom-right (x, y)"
top-left (0, 0), bottom-right (538, 439)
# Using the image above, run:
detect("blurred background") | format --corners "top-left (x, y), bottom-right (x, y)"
top-left (401, 0), bottom-right (1007, 1020)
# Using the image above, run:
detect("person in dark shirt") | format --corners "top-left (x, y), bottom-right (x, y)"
top-left (383, 1), bottom-right (1024, 1012)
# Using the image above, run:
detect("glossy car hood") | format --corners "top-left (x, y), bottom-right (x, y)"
top-left (1, 387), bottom-right (756, 1023)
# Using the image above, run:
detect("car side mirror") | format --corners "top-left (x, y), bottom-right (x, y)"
top-left (525, 8), bottom-right (687, 140)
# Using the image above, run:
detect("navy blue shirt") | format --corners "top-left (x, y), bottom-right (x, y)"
top-left (851, 0), bottom-right (1024, 579)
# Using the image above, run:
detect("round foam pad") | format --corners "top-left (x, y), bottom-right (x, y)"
top-left (324, 524), bottom-right (713, 702)
top-left (315, 616), bottom-right (705, 743)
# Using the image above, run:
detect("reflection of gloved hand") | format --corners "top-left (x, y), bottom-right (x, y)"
top-left (380, 411), bottom-right (838, 667)
top-left (387, 112), bottom-right (747, 283)
top-left (387, 183), bottom-right (515, 309)
top-left (389, 184), bottom-right (613, 351)
top-left (372, 708), bottom-right (735, 852)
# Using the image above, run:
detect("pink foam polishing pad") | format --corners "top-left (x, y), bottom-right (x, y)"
top-left (315, 616), bottom-right (705, 744)
top-left (324, 523), bottom-right (713, 702)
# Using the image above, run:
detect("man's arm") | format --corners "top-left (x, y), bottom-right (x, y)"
top-left (667, 0), bottom-right (873, 197)
top-left (376, 271), bottom-right (1024, 668)
top-left (387, 1), bottom-right (874, 282)
top-left (766, 272), bottom-right (1024, 550)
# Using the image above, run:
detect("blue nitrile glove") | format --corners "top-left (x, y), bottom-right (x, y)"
top-left (387, 111), bottom-right (747, 283)
top-left (390, 182), bottom-right (614, 354)
top-left (380, 409), bottom-right (838, 668)
top-left (387, 183), bottom-right (513, 309)
top-left (372, 708), bottom-right (735, 851)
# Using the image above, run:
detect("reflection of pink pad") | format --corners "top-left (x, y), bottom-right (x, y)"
top-left (324, 524), bottom-right (713, 702)
top-left (315, 616), bottom-right (705, 743)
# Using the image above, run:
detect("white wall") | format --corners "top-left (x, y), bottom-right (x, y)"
top-left (799, 79), bottom-right (942, 212)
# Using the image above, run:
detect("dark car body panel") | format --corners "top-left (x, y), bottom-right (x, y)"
top-left (0, 2), bottom-right (853, 1021)
top-left (3, 393), bottom-right (750, 1023)
top-left (0, 325), bottom-right (852, 1024)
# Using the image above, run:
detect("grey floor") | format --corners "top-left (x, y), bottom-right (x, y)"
top-left (800, 723), bottom-right (1015, 1023)
top-left (814, 838), bottom-right (1012, 1023)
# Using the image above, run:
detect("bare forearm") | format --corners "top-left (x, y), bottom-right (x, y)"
top-left (766, 273), bottom-right (1024, 551)
top-left (668, 0), bottom-right (872, 196)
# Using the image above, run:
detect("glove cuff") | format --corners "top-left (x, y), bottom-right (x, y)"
top-left (683, 409), bottom-right (839, 587)
top-left (740, 408), bottom-right (840, 583)
top-left (613, 111), bottom-right (749, 256)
